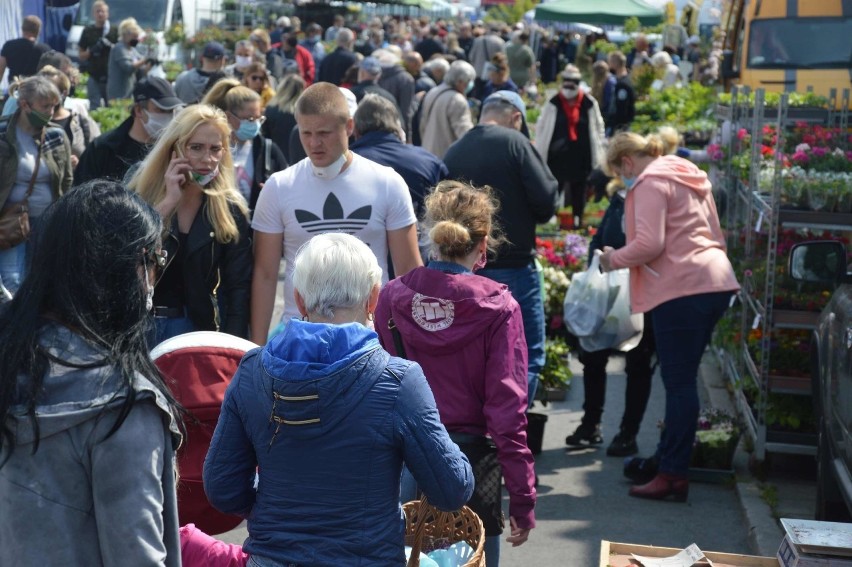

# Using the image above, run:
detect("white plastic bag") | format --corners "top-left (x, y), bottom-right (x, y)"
top-left (579, 268), bottom-right (644, 352)
top-left (563, 254), bottom-right (609, 337)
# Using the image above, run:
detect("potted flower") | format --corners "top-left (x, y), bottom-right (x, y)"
top-left (538, 337), bottom-right (572, 402)
top-left (690, 408), bottom-right (741, 471)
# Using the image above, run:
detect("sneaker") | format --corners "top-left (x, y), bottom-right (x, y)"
top-left (565, 423), bottom-right (603, 447)
top-left (606, 432), bottom-right (638, 457)
top-left (623, 455), bottom-right (659, 484)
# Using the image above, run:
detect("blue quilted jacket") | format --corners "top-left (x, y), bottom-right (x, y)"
top-left (204, 320), bottom-right (474, 566)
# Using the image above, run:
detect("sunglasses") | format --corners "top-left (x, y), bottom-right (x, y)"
top-left (250, 75), bottom-right (266, 81)
top-left (562, 81), bottom-right (579, 88)
top-left (143, 247), bottom-right (169, 285)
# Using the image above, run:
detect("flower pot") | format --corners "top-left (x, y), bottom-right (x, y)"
top-left (526, 412), bottom-right (549, 455)
top-left (690, 433), bottom-right (740, 470)
top-left (543, 387), bottom-right (567, 402)
top-left (557, 211), bottom-right (574, 230)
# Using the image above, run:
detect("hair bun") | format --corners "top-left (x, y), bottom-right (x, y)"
top-left (429, 220), bottom-right (473, 258)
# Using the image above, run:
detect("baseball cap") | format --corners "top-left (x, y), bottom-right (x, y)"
top-left (133, 77), bottom-right (184, 110)
top-left (202, 41), bottom-right (225, 60)
top-left (688, 35), bottom-right (700, 45)
top-left (360, 56), bottom-right (382, 76)
top-left (338, 87), bottom-right (358, 118)
top-left (483, 90), bottom-right (530, 138)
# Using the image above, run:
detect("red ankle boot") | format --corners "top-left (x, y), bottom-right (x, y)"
top-left (628, 473), bottom-right (689, 502)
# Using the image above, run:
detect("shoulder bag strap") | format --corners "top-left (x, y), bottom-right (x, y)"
top-left (387, 317), bottom-right (408, 359)
top-left (20, 132), bottom-right (45, 209)
top-left (264, 137), bottom-right (272, 180)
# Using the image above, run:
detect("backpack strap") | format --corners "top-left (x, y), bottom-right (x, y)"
top-left (264, 137), bottom-right (272, 180)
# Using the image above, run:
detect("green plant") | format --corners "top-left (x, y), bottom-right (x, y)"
top-left (484, 0), bottom-right (536, 26)
top-left (90, 99), bottom-right (132, 133)
top-left (163, 61), bottom-right (183, 83)
top-left (624, 17), bottom-right (641, 33)
top-left (164, 22), bottom-right (185, 46)
top-left (74, 72), bottom-right (89, 99)
top-left (540, 337), bottom-right (572, 391)
top-left (758, 482), bottom-right (779, 517)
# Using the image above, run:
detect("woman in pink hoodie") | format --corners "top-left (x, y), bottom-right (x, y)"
top-left (600, 132), bottom-right (739, 502)
top-left (375, 180), bottom-right (536, 567)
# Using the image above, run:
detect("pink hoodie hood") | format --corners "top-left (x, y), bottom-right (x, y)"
top-left (633, 155), bottom-right (712, 197)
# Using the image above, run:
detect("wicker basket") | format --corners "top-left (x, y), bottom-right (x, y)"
top-left (403, 496), bottom-right (485, 567)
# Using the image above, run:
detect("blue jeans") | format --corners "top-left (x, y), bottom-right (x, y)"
top-left (87, 75), bottom-right (108, 110)
top-left (478, 263), bottom-right (545, 406)
top-left (149, 311), bottom-right (198, 348)
top-left (0, 215), bottom-right (41, 296)
top-left (651, 291), bottom-right (732, 476)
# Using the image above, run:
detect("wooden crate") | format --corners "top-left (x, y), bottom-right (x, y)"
top-left (600, 540), bottom-right (779, 567)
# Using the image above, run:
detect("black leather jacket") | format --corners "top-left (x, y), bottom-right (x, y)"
top-left (160, 198), bottom-right (252, 338)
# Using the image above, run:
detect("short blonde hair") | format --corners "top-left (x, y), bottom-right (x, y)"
top-left (295, 82), bottom-right (350, 124)
top-left (604, 131), bottom-right (665, 175)
top-left (118, 17), bottom-right (143, 40)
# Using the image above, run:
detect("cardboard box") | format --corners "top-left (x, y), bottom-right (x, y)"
top-left (778, 535), bottom-right (852, 567)
top-left (600, 540), bottom-right (778, 567)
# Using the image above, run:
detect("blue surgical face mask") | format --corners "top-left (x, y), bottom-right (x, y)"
top-left (235, 119), bottom-right (261, 141)
top-left (465, 79), bottom-right (474, 95)
top-left (621, 175), bottom-right (636, 189)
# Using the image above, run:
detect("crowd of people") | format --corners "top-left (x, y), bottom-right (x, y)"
top-left (0, 5), bottom-right (737, 567)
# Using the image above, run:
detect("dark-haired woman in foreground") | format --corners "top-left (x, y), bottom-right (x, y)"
top-left (0, 181), bottom-right (183, 565)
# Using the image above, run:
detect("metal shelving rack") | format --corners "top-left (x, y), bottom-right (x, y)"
top-left (715, 87), bottom-right (852, 460)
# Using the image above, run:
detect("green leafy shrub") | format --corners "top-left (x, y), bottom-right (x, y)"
top-left (90, 99), bottom-right (132, 133)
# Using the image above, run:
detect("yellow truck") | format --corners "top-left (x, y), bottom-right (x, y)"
top-left (722, 0), bottom-right (852, 101)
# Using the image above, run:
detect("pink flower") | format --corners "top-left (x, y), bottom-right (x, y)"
top-left (737, 128), bottom-right (748, 140)
top-left (812, 146), bottom-right (828, 157)
top-left (792, 150), bottom-right (809, 162)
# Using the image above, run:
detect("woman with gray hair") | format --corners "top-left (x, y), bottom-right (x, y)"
top-left (204, 232), bottom-right (473, 566)
top-left (0, 75), bottom-right (73, 296)
top-left (419, 59), bottom-right (476, 158)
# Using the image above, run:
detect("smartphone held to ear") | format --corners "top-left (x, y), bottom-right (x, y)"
top-left (174, 146), bottom-right (194, 185)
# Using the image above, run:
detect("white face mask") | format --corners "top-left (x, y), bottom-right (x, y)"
top-left (142, 109), bottom-right (172, 139)
top-left (191, 165), bottom-right (220, 187)
top-left (311, 151), bottom-right (348, 180)
top-left (561, 87), bottom-right (579, 99)
top-left (235, 55), bottom-right (253, 67)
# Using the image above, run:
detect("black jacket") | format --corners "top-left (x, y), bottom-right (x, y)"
top-left (588, 191), bottom-right (625, 261)
top-left (318, 47), bottom-right (358, 85)
top-left (161, 198), bottom-right (253, 338)
top-left (248, 135), bottom-right (288, 210)
top-left (74, 116), bottom-right (148, 185)
top-left (444, 124), bottom-right (558, 269)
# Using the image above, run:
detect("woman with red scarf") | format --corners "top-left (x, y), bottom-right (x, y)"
top-left (534, 65), bottom-right (606, 227)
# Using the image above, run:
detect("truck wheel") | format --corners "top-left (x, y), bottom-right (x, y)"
top-left (815, 419), bottom-right (851, 521)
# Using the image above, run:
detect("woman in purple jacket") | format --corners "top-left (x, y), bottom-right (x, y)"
top-left (376, 180), bottom-right (536, 567)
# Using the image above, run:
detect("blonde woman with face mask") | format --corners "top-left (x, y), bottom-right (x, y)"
top-left (127, 104), bottom-right (253, 346)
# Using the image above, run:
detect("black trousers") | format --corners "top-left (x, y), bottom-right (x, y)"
top-left (578, 313), bottom-right (656, 436)
top-left (560, 179), bottom-right (588, 225)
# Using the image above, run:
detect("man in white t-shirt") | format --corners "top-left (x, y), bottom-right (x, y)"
top-left (251, 82), bottom-right (422, 341)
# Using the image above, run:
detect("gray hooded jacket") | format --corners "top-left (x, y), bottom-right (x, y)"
top-left (0, 323), bottom-right (182, 566)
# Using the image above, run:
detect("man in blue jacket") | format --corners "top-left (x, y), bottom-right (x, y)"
top-left (351, 93), bottom-right (448, 265)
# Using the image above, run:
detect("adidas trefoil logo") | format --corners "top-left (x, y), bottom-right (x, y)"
top-left (295, 193), bottom-right (372, 235)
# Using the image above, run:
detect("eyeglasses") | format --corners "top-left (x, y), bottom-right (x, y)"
top-left (143, 247), bottom-right (169, 285)
top-left (184, 144), bottom-right (225, 160)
